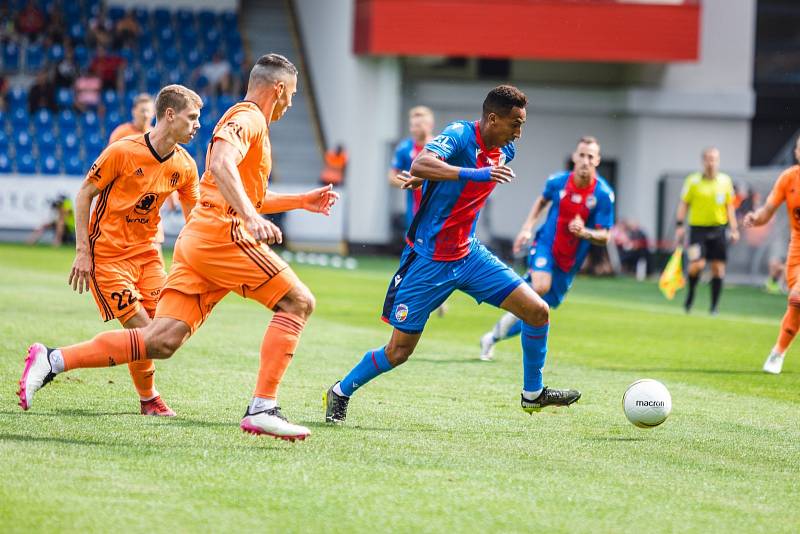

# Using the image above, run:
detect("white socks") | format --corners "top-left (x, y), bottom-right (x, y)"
top-left (49, 349), bottom-right (65, 374)
top-left (522, 388), bottom-right (543, 401)
top-left (493, 312), bottom-right (519, 341)
top-left (248, 396), bottom-right (277, 414)
top-left (332, 382), bottom-right (346, 397)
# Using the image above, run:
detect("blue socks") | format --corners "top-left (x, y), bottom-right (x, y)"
top-left (339, 346), bottom-right (393, 396)
top-left (521, 322), bottom-right (549, 393)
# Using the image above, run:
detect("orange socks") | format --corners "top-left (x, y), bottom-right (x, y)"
top-left (62, 329), bottom-right (147, 371)
top-left (776, 293), bottom-right (800, 354)
top-left (253, 312), bottom-right (306, 399)
top-left (128, 360), bottom-right (156, 399)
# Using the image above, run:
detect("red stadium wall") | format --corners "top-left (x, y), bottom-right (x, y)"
top-left (354, 0), bottom-right (700, 63)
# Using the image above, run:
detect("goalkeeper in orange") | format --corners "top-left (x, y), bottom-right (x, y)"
top-left (18, 54), bottom-right (339, 441)
top-left (743, 136), bottom-right (800, 375)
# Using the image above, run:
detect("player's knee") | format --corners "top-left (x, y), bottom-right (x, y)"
top-left (529, 301), bottom-right (550, 326)
top-left (142, 321), bottom-right (187, 359)
top-left (278, 285), bottom-right (316, 319)
top-left (385, 343), bottom-right (414, 366)
top-left (788, 291), bottom-right (800, 309)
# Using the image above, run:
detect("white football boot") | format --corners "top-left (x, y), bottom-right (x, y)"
top-left (479, 332), bottom-right (496, 361)
top-left (17, 343), bottom-right (57, 410)
top-left (763, 351), bottom-right (785, 375)
top-left (240, 407), bottom-right (310, 442)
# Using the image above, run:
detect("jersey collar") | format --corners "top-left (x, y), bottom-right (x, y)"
top-left (473, 121), bottom-right (502, 162)
top-left (569, 171), bottom-right (596, 191)
top-left (144, 132), bottom-right (175, 163)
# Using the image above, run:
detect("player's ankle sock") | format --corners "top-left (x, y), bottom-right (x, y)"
top-left (128, 360), bottom-right (156, 400)
top-left (49, 349), bottom-right (65, 373)
top-left (339, 346), bottom-right (392, 396)
top-left (493, 312), bottom-right (522, 341)
top-left (253, 312), bottom-right (306, 399)
top-left (710, 277), bottom-right (723, 310)
top-left (248, 396), bottom-right (277, 414)
top-left (61, 329), bottom-right (147, 370)
top-left (776, 295), bottom-right (800, 353)
top-left (685, 274), bottom-right (699, 309)
top-left (522, 388), bottom-right (543, 401)
top-left (521, 322), bottom-right (549, 393)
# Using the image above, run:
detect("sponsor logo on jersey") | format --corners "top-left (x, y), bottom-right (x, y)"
top-left (395, 304), bottom-right (409, 322)
top-left (135, 167), bottom-right (144, 176)
top-left (134, 192), bottom-right (158, 215)
top-left (394, 275), bottom-right (402, 287)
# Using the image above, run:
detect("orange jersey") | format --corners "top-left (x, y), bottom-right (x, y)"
top-left (183, 101), bottom-right (271, 242)
top-left (108, 122), bottom-right (149, 144)
top-left (768, 166), bottom-right (800, 253)
top-left (87, 132), bottom-right (199, 261)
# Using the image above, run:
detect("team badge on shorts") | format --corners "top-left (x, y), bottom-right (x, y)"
top-left (395, 304), bottom-right (409, 322)
top-left (535, 256), bottom-right (548, 268)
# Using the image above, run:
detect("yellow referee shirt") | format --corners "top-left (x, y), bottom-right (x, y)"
top-left (680, 172), bottom-right (734, 226)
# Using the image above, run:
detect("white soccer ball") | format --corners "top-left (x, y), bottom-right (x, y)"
top-left (623, 379), bottom-right (671, 428)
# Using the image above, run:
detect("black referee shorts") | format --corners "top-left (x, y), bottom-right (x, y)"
top-left (688, 225), bottom-right (728, 262)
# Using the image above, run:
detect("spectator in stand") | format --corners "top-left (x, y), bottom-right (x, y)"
top-left (0, 75), bottom-right (8, 111)
top-left (73, 68), bottom-right (103, 113)
top-left (46, 8), bottom-right (66, 44)
top-left (114, 10), bottom-right (141, 49)
top-left (196, 52), bottom-right (232, 96)
top-left (614, 219), bottom-right (651, 277)
top-left (89, 46), bottom-right (125, 92)
top-left (0, 6), bottom-right (15, 41)
top-left (28, 69), bottom-right (57, 113)
top-left (27, 194), bottom-right (75, 247)
top-left (54, 45), bottom-right (78, 88)
top-left (88, 8), bottom-right (114, 48)
top-left (16, 1), bottom-right (46, 41)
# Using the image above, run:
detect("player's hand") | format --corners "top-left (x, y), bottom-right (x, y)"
top-left (568, 215), bottom-right (587, 238)
top-left (69, 249), bottom-right (92, 294)
top-left (513, 229), bottom-right (532, 255)
top-left (743, 211), bottom-right (757, 228)
top-left (674, 225), bottom-right (686, 244)
top-left (490, 165), bottom-right (515, 184)
top-left (302, 184), bottom-right (340, 216)
top-left (398, 171), bottom-right (424, 190)
top-left (245, 215), bottom-right (283, 245)
top-left (729, 228), bottom-right (740, 244)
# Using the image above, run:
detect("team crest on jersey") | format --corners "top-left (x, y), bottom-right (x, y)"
top-left (170, 172), bottom-right (180, 187)
top-left (571, 193), bottom-right (583, 204)
top-left (586, 195), bottom-right (597, 209)
top-left (395, 304), bottom-right (409, 322)
top-left (134, 192), bottom-right (158, 214)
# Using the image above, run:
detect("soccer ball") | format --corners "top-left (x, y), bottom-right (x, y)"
top-left (623, 379), bottom-right (671, 428)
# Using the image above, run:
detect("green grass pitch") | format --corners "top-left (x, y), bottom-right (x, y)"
top-left (1, 243), bottom-right (798, 532)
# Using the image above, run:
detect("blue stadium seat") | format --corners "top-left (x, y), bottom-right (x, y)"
top-left (60, 131), bottom-right (80, 153)
top-left (157, 26), bottom-right (174, 46)
top-left (80, 111), bottom-right (100, 133)
top-left (0, 109), bottom-right (6, 129)
top-left (14, 131), bottom-right (33, 150)
top-left (69, 22), bottom-right (86, 43)
top-left (49, 44), bottom-right (65, 63)
top-left (41, 154), bottom-right (60, 175)
top-left (56, 87), bottom-right (74, 109)
top-left (33, 109), bottom-right (53, 131)
top-left (85, 131), bottom-right (104, 154)
top-left (0, 130), bottom-right (9, 152)
top-left (64, 153), bottom-right (84, 175)
top-left (133, 7), bottom-right (150, 28)
top-left (194, 74), bottom-right (209, 92)
top-left (141, 46), bottom-right (157, 64)
top-left (102, 89), bottom-right (119, 109)
top-left (108, 6), bottom-right (125, 22)
top-left (64, 1), bottom-right (83, 21)
top-left (184, 49), bottom-right (202, 70)
top-left (16, 150), bottom-right (37, 174)
top-left (105, 109), bottom-right (122, 131)
top-left (0, 154), bottom-right (12, 173)
top-left (25, 43), bottom-right (45, 71)
top-left (58, 109), bottom-right (77, 132)
top-left (122, 65), bottom-right (139, 89)
top-left (153, 8), bottom-right (172, 27)
top-left (119, 47), bottom-right (135, 64)
top-left (3, 42), bottom-right (20, 71)
top-left (74, 45), bottom-right (90, 68)
top-left (221, 12), bottom-right (238, 27)
top-left (198, 10), bottom-right (217, 30)
top-left (10, 108), bottom-right (30, 131)
top-left (37, 129), bottom-right (58, 154)
top-left (176, 9), bottom-right (195, 28)
top-left (218, 94), bottom-right (236, 112)
top-left (8, 86), bottom-right (27, 109)
top-left (145, 70), bottom-right (162, 94)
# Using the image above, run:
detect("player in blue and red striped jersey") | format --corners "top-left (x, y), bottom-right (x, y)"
top-left (324, 86), bottom-right (581, 424)
top-left (479, 136), bottom-right (615, 360)
top-left (389, 106), bottom-right (435, 231)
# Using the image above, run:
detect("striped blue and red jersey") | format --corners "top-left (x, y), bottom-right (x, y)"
top-left (406, 120), bottom-right (515, 261)
top-left (535, 171), bottom-right (615, 273)
top-left (391, 137), bottom-right (424, 225)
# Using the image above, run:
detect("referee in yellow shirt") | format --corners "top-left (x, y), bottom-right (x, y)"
top-left (674, 147), bottom-right (740, 314)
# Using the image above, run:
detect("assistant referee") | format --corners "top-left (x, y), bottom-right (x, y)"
top-left (674, 147), bottom-right (740, 314)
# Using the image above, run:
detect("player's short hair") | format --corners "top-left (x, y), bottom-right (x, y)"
top-left (132, 93), bottom-right (153, 108)
top-left (702, 146), bottom-right (719, 158)
top-left (249, 54), bottom-right (298, 89)
top-left (409, 105), bottom-right (433, 120)
top-left (482, 85), bottom-right (528, 118)
top-left (155, 85), bottom-right (202, 119)
top-left (578, 136), bottom-right (600, 151)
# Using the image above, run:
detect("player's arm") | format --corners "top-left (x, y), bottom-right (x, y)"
top-left (408, 149), bottom-right (514, 184)
top-left (259, 185), bottom-right (339, 216)
top-left (744, 200), bottom-right (779, 228)
top-left (568, 216), bottom-right (610, 246)
top-left (513, 195), bottom-right (551, 254)
top-left (674, 200), bottom-right (689, 244)
top-left (176, 167), bottom-right (199, 223)
top-left (208, 138), bottom-right (282, 244)
top-left (69, 179), bottom-right (101, 293)
top-left (388, 168), bottom-right (407, 188)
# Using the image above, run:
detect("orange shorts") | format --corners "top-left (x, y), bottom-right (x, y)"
top-left (154, 233), bottom-right (299, 333)
top-left (786, 258), bottom-right (800, 290)
top-left (90, 249), bottom-right (166, 323)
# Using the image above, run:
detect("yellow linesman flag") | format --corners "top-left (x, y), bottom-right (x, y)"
top-left (659, 247), bottom-right (685, 300)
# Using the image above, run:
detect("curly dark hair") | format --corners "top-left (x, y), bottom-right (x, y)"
top-left (482, 85), bottom-right (528, 118)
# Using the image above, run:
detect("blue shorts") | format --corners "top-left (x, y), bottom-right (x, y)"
top-left (527, 244), bottom-right (576, 309)
top-left (382, 242), bottom-right (523, 334)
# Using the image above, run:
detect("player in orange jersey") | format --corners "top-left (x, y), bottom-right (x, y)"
top-left (108, 93), bottom-right (154, 143)
top-left (19, 55), bottom-right (339, 441)
top-left (744, 135), bottom-right (800, 375)
top-left (20, 85), bottom-right (202, 416)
